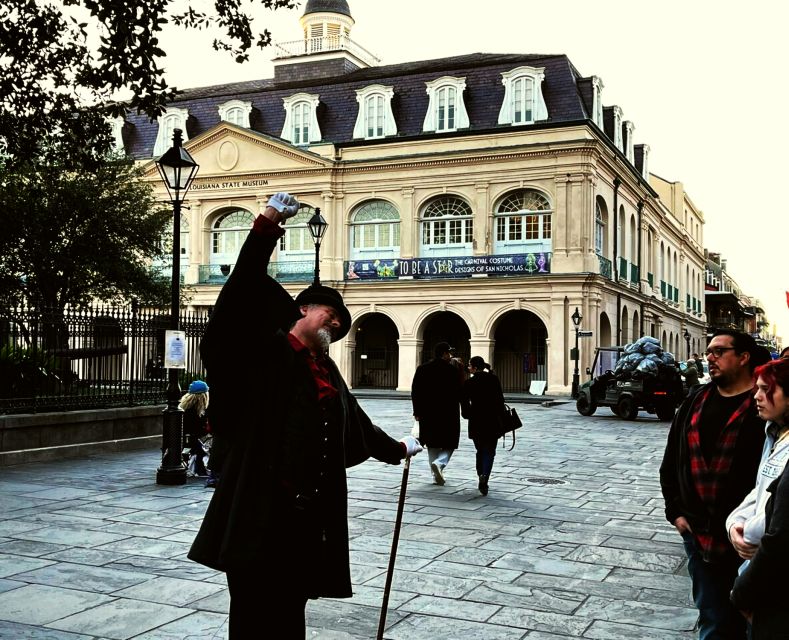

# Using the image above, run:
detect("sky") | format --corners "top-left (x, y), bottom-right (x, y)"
top-left (154, 0), bottom-right (789, 341)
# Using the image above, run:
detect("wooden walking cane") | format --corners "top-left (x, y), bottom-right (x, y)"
top-left (376, 455), bottom-right (411, 640)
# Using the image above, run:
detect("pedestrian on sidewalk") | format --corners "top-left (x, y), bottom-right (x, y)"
top-left (727, 358), bottom-right (789, 634)
top-left (187, 192), bottom-right (421, 640)
top-left (411, 341), bottom-right (462, 486)
top-left (461, 356), bottom-right (505, 495)
top-left (179, 379), bottom-right (209, 478)
top-left (660, 330), bottom-right (769, 639)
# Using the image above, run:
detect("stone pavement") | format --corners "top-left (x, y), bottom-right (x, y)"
top-left (0, 399), bottom-right (696, 639)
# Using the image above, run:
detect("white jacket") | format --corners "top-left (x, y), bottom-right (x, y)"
top-left (726, 422), bottom-right (789, 545)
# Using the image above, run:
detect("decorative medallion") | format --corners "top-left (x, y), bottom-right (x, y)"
top-left (217, 140), bottom-right (239, 171)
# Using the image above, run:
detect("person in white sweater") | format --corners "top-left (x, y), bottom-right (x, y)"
top-left (727, 358), bottom-right (789, 564)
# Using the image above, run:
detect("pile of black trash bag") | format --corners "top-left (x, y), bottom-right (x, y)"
top-left (614, 336), bottom-right (678, 381)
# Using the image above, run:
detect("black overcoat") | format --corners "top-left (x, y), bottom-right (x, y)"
top-left (461, 370), bottom-right (505, 441)
top-left (411, 357), bottom-right (461, 448)
top-left (187, 223), bottom-right (404, 599)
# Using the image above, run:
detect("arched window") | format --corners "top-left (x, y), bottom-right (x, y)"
top-left (595, 200), bottom-right (605, 256)
top-left (494, 189), bottom-right (552, 254)
top-left (278, 205), bottom-right (317, 260)
top-left (420, 196), bottom-right (473, 257)
top-left (211, 209), bottom-right (255, 265)
top-left (350, 200), bottom-right (400, 259)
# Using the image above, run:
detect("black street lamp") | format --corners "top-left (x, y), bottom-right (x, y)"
top-left (154, 129), bottom-right (199, 485)
top-left (683, 328), bottom-right (691, 360)
top-left (308, 207), bottom-right (328, 286)
top-left (571, 307), bottom-right (582, 399)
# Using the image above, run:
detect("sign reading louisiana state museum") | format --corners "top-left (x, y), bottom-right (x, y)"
top-left (344, 253), bottom-right (551, 281)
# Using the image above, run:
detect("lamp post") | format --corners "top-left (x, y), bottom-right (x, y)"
top-left (308, 208), bottom-right (328, 286)
top-left (571, 307), bottom-right (582, 399)
top-left (683, 328), bottom-right (691, 360)
top-left (154, 129), bottom-right (199, 485)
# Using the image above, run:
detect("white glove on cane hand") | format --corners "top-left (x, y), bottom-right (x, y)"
top-left (268, 192), bottom-right (300, 218)
top-left (400, 435), bottom-right (423, 458)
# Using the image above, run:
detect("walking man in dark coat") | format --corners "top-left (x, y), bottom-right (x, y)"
top-left (660, 330), bottom-right (768, 639)
top-left (411, 341), bottom-right (462, 485)
top-left (187, 192), bottom-right (422, 639)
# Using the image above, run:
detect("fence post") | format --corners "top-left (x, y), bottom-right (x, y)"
top-left (128, 299), bottom-right (138, 406)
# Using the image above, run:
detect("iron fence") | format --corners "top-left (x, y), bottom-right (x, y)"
top-left (0, 303), bottom-right (209, 414)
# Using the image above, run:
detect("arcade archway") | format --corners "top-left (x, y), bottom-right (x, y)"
top-left (352, 313), bottom-right (399, 389)
top-left (492, 310), bottom-right (548, 392)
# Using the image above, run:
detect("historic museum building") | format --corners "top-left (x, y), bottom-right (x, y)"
top-left (117, 0), bottom-right (707, 393)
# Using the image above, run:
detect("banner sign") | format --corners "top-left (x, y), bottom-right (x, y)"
top-left (344, 252), bottom-right (551, 281)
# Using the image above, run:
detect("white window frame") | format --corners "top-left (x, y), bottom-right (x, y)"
top-left (595, 202), bottom-right (604, 256)
top-left (218, 100), bottom-right (253, 128)
top-left (419, 196), bottom-right (473, 258)
top-left (592, 76), bottom-right (604, 128)
top-left (353, 85), bottom-right (397, 139)
top-left (210, 209), bottom-right (255, 266)
top-left (640, 143), bottom-right (650, 179)
top-left (278, 206), bottom-right (317, 265)
top-left (281, 93), bottom-right (321, 145)
top-left (498, 66), bottom-right (548, 125)
top-left (109, 116), bottom-right (125, 154)
top-left (153, 107), bottom-right (189, 156)
top-left (624, 120), bottom-right (635, 163)
top-left (350, 200), bottom-right (401, 259)
top-left (612, 105), bottom-right (623, 152)
top-left (493, 190), bottom-right (553, 255)
top-left (423, 76), bottom-right (469, 133)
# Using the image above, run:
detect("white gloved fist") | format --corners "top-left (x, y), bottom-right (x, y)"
top-left (400, 435), bottom-right (423, 458)
top-left (268, 192), bottom-right (300, 218)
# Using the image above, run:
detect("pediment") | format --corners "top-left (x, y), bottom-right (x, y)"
top-left (142, 122), bottom-right (332, 180)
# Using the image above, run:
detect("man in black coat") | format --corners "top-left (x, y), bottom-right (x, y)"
top-left (187, 193), bottom-right (422, 639)
top-left (411, 341), bottom-right (462, 486)
top-left (660, 330), bottom-right (768, 640)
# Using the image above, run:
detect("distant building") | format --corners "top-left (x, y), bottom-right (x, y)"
top-left (119, 0), bottom-right (707, 392)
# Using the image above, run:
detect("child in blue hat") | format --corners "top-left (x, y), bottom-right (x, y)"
top-left (179, 380), bottom-right (210, 478)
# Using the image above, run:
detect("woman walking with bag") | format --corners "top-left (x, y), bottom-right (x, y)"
top-left (462, 356), bottom-right (505, 496)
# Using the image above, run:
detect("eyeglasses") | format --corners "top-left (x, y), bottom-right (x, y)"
top-left (705, 347), bottom-right (736, 359)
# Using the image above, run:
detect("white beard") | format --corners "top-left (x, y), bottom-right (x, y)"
top-left (316, 327), bottom-right (332, 352)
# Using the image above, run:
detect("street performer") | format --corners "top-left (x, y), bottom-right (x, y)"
top-left (188, 192), bottom-right (422, 639)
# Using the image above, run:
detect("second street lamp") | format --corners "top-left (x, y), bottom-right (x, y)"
top-left (308, 208), bottom-right (328, 286)
top-left (571, 307), bottom-right (582, 399)
top-left (154, 128), bottom-right (199, 486)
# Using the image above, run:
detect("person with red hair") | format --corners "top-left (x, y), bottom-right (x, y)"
top-left (728, 358), bottom-right (789, 635)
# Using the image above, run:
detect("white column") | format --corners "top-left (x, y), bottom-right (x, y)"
top-left (397, 337), bottom-right (422, 392)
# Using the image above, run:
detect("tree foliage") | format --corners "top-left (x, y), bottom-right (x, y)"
top-left (0, 0), bottom-right (297, 163)
top-left (0, 157), bottom-right (172, 311)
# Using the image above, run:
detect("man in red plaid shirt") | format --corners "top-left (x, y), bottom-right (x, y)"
top-left (660, 330), bottom-right (769, 639)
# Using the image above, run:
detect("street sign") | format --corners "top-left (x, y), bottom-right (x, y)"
top-left (578, 330), bottom-right (594, 337)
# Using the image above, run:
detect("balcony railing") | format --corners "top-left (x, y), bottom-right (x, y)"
top-left (598, 255), bottom-right (612, 280)
top-left (618, 257), bottom-right (627, 279)
top-left (198, 261), bottom-right (313, 285)
top-left (647, 272), bottom-right (654, 289)
top-left (273, 35), bottom-right (380, 67)
top-left (630, 264), bottom-right (639, 285)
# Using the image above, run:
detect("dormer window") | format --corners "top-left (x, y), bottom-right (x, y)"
top-left (612, 106), bottom-right (623, 152)
top-left (498, 66), bottom-right (548, 126)
top-left (153, 108), bottom-right (189, 156)
top-left (353, 85), bottom-right (396, 139)
top-left (108, 116), bottom-right (125, 154)
top-left (624, 121), bottom-right (635, 163)
top-left (218, 100), bottom-right (252, 128)
top-left (281, 93), bottom-right (321, 145)
top-left (592, 76), bottom-right (604, 128)
top-left (423, 76), bottom-right (469, 133)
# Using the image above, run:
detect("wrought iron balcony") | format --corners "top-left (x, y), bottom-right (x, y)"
top-left (598, 255), bottom-right (612, 280)
top-left (198, 261), bottom-right (314, 285)
top-left (630, 264), bottom-right (639, 285)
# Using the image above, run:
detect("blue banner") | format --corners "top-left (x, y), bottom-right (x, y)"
top-left (344, 253), bottom-right (551, 280)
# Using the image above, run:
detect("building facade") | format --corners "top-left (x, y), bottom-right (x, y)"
top-left (119, 0), bottom-right (708, 393)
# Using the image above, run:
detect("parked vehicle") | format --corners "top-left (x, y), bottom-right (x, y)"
top-left (576, 345), bottom-right (684, 421)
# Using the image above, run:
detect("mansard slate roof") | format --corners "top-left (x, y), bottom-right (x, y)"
top-left (303, 0), bottom-right (352, 17)
top-left (124, 52), bottom-right (593, 159)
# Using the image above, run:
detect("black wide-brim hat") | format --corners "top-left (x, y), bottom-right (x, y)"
top-left (295, 285), bottom-right (352, 342)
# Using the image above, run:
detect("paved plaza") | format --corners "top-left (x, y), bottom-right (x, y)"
top-left (0, 399), bottom-right (696, 639)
